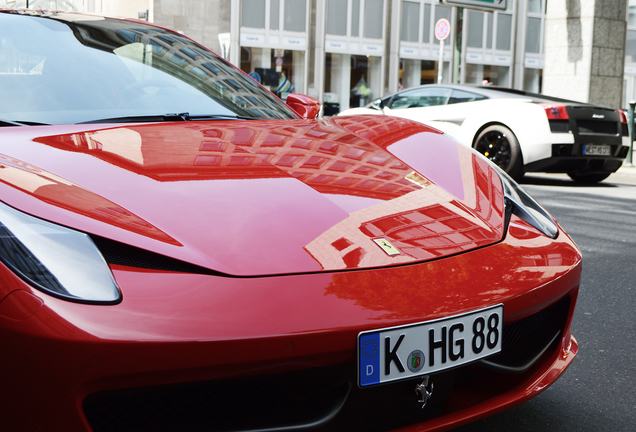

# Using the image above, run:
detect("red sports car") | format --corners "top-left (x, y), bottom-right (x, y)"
top-left (0, 10), bottom-right (580, 432)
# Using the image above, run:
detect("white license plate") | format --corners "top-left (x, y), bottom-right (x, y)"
top-left (583, 144), bottom-right (611, 156)
top-left (358, 304), bottom-right (503, 387)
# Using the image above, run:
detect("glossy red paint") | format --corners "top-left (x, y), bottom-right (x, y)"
top-left (1, 212), bottom-right (580, 431)
top-left (0, 10), bottom-right (582, 432)
top-left (286, 93), bottom-right (322, 119)
top-left (0, 116), bottom-right (505, 276)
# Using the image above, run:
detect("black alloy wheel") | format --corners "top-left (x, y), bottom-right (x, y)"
top-left (474, 125), bottom-right (523, 181)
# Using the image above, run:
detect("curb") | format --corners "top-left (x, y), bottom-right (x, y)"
top-left (617, 164), bottom-right (636, 175)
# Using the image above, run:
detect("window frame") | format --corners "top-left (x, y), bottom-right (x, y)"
top-left (397, 1), bottom-right (452, 63)
top-left (324, 0), bottom-right (387, 56)
top-left (239, 0), bottom-right (310, 51)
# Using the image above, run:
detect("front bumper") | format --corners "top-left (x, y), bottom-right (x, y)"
top-left (0, 216), bottom-right (581, 432)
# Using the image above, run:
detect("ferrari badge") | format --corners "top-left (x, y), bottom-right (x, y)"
top-left (373, 238), bottom-right (401, 256)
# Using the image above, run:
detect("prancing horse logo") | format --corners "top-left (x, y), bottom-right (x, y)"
top-left (373, 238), bottom-right (401, 256)
top-left (415, 376), bottom-right (434, 409)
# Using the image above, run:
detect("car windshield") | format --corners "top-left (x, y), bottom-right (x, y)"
top-left (0, 11), bottom-right (297, 125)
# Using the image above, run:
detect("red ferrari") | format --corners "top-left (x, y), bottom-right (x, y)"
top-left (0, 10), bottom-right (580, 432)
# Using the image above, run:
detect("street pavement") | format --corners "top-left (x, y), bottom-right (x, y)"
top-left (456, 162), bottom-right (636, 432)
top-left (522, 162), bottom-right (636, 186)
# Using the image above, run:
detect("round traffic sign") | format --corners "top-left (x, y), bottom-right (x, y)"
top-left (435, 18), bottom-right (451, 41)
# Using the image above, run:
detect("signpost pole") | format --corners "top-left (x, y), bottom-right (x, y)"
top-left (438, 39), bottom-right (444, 84)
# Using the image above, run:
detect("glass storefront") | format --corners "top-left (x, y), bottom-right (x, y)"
top-left (398, 1), bottom-right (451, 90)
top-left (465, 64), bottom-right (510, 86)
top-left (523, 68), bottom-right (541, 93)
top-left (400, 59), bottom-right (450, 89)
top-left (521, 0), bottom-right (545, 92)
top-left (324, 53), bottom-right (382, 114)
top-left (625, 0), bottom-right (636, 105)
top-left (240, 47), bottom-right (305, 100)
top-left (233, 0), bottom-right (548, 108)
top-left (322, 0), bottom-right (387, 115)
top-left (238, 0), bottom-right (309, 101)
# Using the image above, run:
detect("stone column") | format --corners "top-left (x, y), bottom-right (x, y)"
top-left (543, 0), bottom-right (627, 108)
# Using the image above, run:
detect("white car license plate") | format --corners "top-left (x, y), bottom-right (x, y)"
top-left (583, 144), bottom-right (611, 156)
top-left (358, 304), bottom-right (503, 387)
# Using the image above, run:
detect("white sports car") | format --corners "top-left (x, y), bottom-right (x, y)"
top-left (339, 84), bottom-right (631, 183)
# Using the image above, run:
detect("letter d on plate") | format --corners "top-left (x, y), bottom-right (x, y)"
top-left (359, 333), bottom-right (380, 386)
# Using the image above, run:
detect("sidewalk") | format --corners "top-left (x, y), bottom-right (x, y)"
top-left (617, 162), bottom-right (636, 175)
top-left (609, 162), bottom-right (636, 185)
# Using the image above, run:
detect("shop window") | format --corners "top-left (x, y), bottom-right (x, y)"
top-left (327, 0), bottom-right (347, 36)
top-left (401, 1), bottom-right (420, 43)
top-left (326, 0), bottom-right (386, 39)
top-left (627, 30), bottom-right (636, 63)
top-left (242, 0), bottom-right (266, 29)
top-left (522, 0), bottom-right (544, 92)
top-left (400, 59), bottom-right (448, 88)
top-left (239, 0), bottom-right (309, 94)
top-left (496, 13), bottom-right (512, 51)
top-left (467, 10), bottom-right (483, 48)
top-left (241, 0), bottom-right (306, 32)
top-left (630, 1), bottom-right (636, 27)
top-left (364, 0), bottom-right (383, 39)
top-left (324, 0), bottom-right (387, 112)
top-left (284, 0), bottom-right (306, 32)
top-left (465, 64), bottom-right (510, 87)
top-left (324, 53), bottom-right (382, 112)
top-left (240, 47), bottom-right (305, 99)
top-left (270, 0), bottom-right (280, 30)
top-left (523, 68), bottom-right (542, 93)
top-left (627, 1), bottom-right (636, 63)
top-left (351, 0), bottom-right (360, 36)
top-left (528, 0), bottom-right (542, 14)
top-left (397, 1), bottom-right (452, 88)
top-left (398, 0), bottom-right (436, 44)
top-left (526, 17), bottom-right (541, 54)
top-left (423, 4), bottom-right (431, 43)
top-left (486, 13), bottom-right (493, 49)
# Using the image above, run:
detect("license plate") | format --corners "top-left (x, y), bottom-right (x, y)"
top-left (358, 304), bottom-right (503, 387)
top-left (583, 144), bottom-right (611, 156)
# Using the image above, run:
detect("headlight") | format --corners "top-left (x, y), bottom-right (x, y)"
top-left (0, 201), bottom-right (120, 304)
top-left (497, 170), bottom-right (559, 239)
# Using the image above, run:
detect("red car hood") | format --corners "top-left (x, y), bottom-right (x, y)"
top-left (0, 116), bottom-right (505, 276)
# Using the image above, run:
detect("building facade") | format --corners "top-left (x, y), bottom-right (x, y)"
top-left (3, 0), bottom-right (635, 109)
top-left (214, 0), bottom-right (551, 114)
top-left (206, 0), bottom-right (553, 113)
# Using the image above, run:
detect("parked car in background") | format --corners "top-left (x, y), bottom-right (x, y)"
top-left (1, 10), bottom-right (581, 432)
top-left (340, 84), bottom-right (631, 183)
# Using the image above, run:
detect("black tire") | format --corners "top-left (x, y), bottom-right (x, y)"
top-left (567, 171), bottom-right (612, 183)
top-left (474, 125), bottom-right (524, 181)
